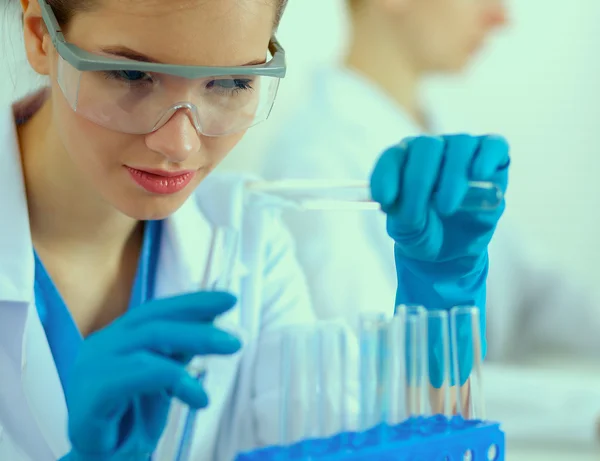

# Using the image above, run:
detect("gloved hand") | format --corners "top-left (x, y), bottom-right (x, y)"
top-left (59, 291), bottom-right (241, 461)
top-left (370, 134), bottom-right (510, 389)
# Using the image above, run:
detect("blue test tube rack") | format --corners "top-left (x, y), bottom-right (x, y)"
top-left (235, 415), bottom-right (504, 461)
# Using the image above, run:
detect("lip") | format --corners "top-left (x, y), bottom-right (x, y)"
top-left (126, 166), bottom-right (196, 195)
top-left (133, 168), bottom-right (197, 177)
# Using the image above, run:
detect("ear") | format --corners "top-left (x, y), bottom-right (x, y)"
top-left (21, 0), bottom-right (53, 76)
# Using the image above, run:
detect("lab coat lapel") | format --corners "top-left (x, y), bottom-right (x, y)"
top-left (0, 103), bottom-right (69, 459)
top-left (20, 304), bottom-right (70, 458)
top-left (0, 105), bottom-right (34, 305)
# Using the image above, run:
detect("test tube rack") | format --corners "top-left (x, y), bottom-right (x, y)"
top-left (235, 415), bottom-right (505, 461)
top-left (235, 307), bottom-right (501, 461)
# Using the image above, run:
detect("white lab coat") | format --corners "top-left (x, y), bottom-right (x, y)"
top-left (257, 66), bottom-right (600, 441)
top-left (0, 96), bottom-right (319, 460)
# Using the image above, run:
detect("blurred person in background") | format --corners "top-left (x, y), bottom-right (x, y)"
top-left (257, 0), bottom-right (600, 441)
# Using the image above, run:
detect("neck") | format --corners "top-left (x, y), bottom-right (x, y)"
top-left (343, 13), bottom-right (428, 129)
top-left (18, 97), bottom-right (140, 259)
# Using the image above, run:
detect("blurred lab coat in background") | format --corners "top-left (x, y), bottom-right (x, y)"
top-left (255, 64), bottom-right (600, 443)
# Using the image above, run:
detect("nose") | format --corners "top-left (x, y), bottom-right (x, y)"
top-left (483, 1), bottom-right (509, 29)
top-left (144, 110), bottom-right (201, 163)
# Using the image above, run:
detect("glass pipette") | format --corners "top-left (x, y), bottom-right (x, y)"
top-left (245, 180), bottom-right (503, 212)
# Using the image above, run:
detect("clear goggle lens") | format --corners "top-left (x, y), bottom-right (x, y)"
top-left (57, 54), bottom-right (280, 136)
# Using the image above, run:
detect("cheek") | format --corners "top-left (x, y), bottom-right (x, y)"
top-left (445, 1), bottom-right (482, 38)
top-left (51, 81), bottom-right (136, 183)
top-left (55, 103), bottom-right (123, 169)
top-left (202, 130), bottom-right (247, 167)
top-left (414, 7), bottom-right (476, 66)
top-left (419, 0), bottom-right (477, 41)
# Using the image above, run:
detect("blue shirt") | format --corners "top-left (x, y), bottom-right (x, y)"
top-left (33, 220), bottom-right (163, 394)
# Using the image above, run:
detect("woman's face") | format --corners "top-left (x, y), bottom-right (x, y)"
top-left (42, 0), bottom-right (276, 220)
top-left (397, 0), bottom-right (507, 72)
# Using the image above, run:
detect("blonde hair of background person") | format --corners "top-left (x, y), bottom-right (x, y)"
top-left (0, 0), bottom-right (512, 459)
top-left (256, 0), bottom-right (600, 442)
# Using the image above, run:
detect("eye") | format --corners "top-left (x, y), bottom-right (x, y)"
top-left (103, 70), bottom-right (153, 84)
top-left (115, 70), bottom-right (150, 81)
top-left (206, 78), bottom-right (254, 91)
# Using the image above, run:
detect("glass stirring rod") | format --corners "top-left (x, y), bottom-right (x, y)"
top-left (245, 180), bottom-right (503, 212)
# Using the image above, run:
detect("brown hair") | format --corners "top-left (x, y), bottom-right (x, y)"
top-left (46, 0), bottom-right (289, 28)
top-left (346, 0), bottom-right (362, 13)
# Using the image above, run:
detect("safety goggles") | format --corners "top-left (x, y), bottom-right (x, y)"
top-left (39, 0), bottom-right (286, 137)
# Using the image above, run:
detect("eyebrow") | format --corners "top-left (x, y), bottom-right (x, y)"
top-left (100, 46), bottom-right (267, 66)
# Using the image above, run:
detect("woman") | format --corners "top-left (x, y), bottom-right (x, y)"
top-left (0, 0), bottom-right (509, 460)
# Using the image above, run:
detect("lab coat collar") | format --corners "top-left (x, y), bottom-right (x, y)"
top-left (0, 94), bottom-right (70, 459)
top-left (0, 103), bottom-right (42, 454)
top-left (0, 102), bottom-right (34, 304)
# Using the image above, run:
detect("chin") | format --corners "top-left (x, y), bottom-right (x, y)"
top-left (114, 191), bottom-right (195, 221)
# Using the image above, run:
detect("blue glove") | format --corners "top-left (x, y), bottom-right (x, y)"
top-left (60, 291), bottom-right (241, 461)
top-left (370, 134), bottom-right (509, 387)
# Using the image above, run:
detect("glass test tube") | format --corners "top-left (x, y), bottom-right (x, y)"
top-left (385, 313), bottom-right (404, 427)
top-left (355, 307), bottom-right (449, 439)
top-left (450, 306), bottom-right (485, 420)
top-left (392, 305), bottom-right (430, 419)
top-left (172, 226), bottom-right (240, 461)
top-left (279, 322), bottom-right (349, 448)
top-left (274, 305), bottom-right (485, 456)
top-left (351, 305), bottom-right (484, 437)
top-left (357, 313), bottom-right (390, 431)
top-left (354, 308), bottom-right (430, 433)
top-left (245, 180), bottom-right (503, 212)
